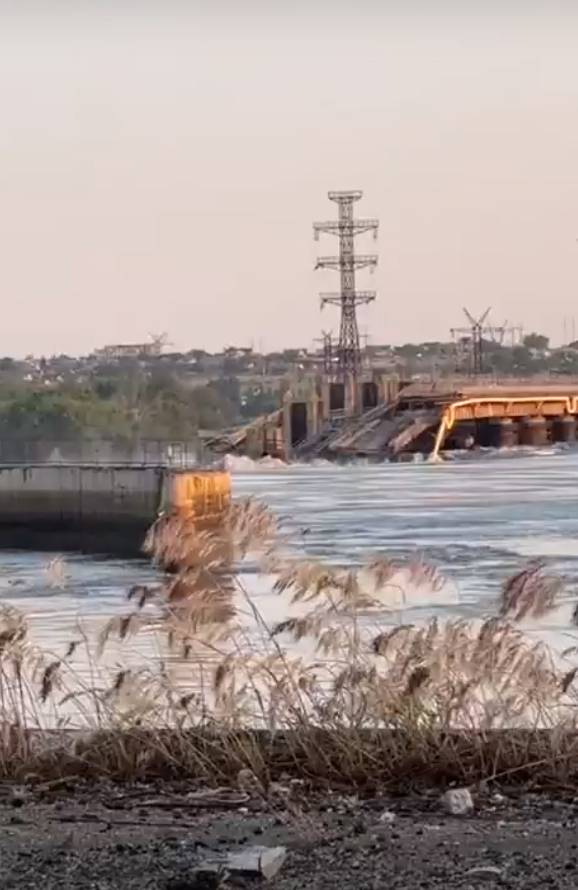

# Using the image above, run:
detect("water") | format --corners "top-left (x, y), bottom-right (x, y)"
top-left (3, 448), bottom-right (578, 669)
top-left (232, 448), bottom-right (578, 654)
top-left (235, 449), bottom-right (578, 596)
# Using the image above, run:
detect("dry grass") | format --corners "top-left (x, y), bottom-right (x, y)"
top-left (0, 497), bottom-right (577, 791)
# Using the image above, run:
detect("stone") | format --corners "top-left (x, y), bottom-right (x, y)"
top-left (465, 865), bottom-right (504, 881)
top-left (352, 816), bottom-right (367, 834)
top-left (9, 787), bottom-right (30, 808)
top-left (379, 810), bottom-right (396, 824)
top-left (167, 876), bottom-right (221, 890)
top-left (441, 788), bottom-right (474, 816)
top-left (237, 768), bottom-right (264, 796)
top-left (167, 875), bottom-right (221, 890)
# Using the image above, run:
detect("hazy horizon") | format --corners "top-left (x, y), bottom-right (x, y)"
top-left (1, 1), bottom-right (578, 357)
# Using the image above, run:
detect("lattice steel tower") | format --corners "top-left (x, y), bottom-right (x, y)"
top-left (314, 191), bottom-right (378, 377)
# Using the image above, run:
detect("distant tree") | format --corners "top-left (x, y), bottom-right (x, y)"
top-left (93, 379), bottom-right (117, 400)
top-left (394, 344), bottom-right (421, 358)
top-left (508, 344), bottom-right (550, 374)
top-left (190, 385), bottom-right (237, 430)
top-left (523, 333), bottom-right (549, 351)
top-left (207, 376), bottom-right (241, 406)
top-left (281, 349), bottom-right (302, 362)
top-left (240, 388), bottom-right (280, 420)
top-left (0, 391), bottom-right (83, 440)
top-left (553, 350), bottom-right (578, 374)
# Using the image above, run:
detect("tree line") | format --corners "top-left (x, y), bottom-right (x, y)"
top-left (0, 365), bottom-right (280, 443)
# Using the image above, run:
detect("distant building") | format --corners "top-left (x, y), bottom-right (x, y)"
top-left (93, 341), bottom-right (164, 360)
top-left (223, 346), bottom-right (254, 360)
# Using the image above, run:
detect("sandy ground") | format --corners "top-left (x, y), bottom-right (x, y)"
top-left (0, 783), bottom-right (578, 888)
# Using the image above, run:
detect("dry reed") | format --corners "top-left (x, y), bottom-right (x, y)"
top-left (0, 497), bottom-right (576, 791)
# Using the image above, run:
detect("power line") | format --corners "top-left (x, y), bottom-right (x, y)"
top-left (313, 191), bottom-right (378, 379)
top-left (450, 307), bottom-right (492, 375)
top-left (450, 308), bottom-right (523, 375)
top-left (314, 330), bottom-right (334, 375)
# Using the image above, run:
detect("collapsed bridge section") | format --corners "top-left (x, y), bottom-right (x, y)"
top-left (333, 380), bottom-right (578, 461)
top-left (427, 383), bottom-right (578, 460)
top-left (205, 378), bottom-right (578, 462)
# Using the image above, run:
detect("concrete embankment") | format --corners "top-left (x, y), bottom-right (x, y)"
top-left (0, 464), bottom-right (230, 557)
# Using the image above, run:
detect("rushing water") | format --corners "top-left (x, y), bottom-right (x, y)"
top-left (3, 447), bottom-right (578, 670)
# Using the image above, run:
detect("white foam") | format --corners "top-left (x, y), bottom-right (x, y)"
top-left (224, 454), bottom-right (288, 473)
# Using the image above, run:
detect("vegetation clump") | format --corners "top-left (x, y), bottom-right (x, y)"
top-left (0, 500), bottom-right (577, 792)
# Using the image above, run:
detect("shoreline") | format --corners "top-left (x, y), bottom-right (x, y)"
top-left (1, 782), bottom-right (577, 888)
top-left (7, 727), bottom-right (578, 791)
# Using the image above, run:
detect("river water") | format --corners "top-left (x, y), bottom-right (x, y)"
top-left (2, 447), bottom-right (578, 673)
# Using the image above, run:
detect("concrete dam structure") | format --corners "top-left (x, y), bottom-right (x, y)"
top-left (0, 464), bottom-right (231, 557)
top-left (207, 374), bottom-right (578, 462)
top-left (310, 380), bottom-right (578, 460)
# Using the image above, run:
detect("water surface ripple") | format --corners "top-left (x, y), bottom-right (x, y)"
top-left (3, 449), bottom-right (578, 663)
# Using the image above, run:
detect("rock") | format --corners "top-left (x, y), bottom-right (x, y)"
top-left (237, 768), bottom-right (264, 796)
top-left (167, 875), bottom-right (221, 890)
top-left (9, 787), bottom-right (30, 808)
top-left (200, 845), bottom-right (287, 881)
top-left (441, 788), bottom-right (474, 816)
top-left (352, 816), bottom-right (367, 835)
top-left (269, 781), bottom-right (291, 798)
top-left (465, 865), bottom-right (504, 881)
top-left (379, 810), bottom-right (396, 824)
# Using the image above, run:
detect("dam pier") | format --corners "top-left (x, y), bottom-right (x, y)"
top-left (0, 463), bottom-right (230, 557)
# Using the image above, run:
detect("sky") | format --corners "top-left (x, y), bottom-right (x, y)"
top-left (1, 1), bottom-right (578, 356)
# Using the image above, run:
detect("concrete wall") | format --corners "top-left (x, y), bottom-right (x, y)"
top-left (0, 465), bottom-right (231, 557)
top-left (0, 465), bottom-right (164, 524)
top-left (0, 439), bottom-right (203, 467)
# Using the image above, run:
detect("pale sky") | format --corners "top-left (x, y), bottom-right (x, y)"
top-left (1, 1), bottom-right (578, 356)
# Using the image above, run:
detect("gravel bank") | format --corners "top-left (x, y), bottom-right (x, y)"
top-left (1, 784), bottom-right (578, 888)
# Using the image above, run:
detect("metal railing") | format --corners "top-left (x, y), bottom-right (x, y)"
top-left (0, 439), bottom-right (207, 468)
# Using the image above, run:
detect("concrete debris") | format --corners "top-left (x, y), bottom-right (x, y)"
top-left (465, 865), bottom-right (504, 881)
top-left (441, 788), bottom-right (474, 816)
top-left (200, 845), bottom-right (287, 881)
